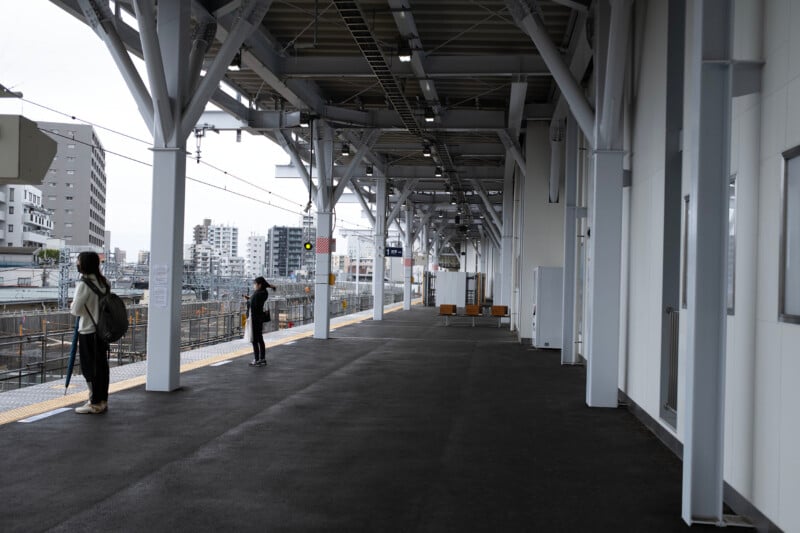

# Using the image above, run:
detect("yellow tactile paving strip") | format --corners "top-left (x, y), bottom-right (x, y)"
top-left (0, 302), bottom-right (414, 426)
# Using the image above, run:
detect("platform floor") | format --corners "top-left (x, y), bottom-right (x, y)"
top-left (1, 307), bottom-right (708, 532)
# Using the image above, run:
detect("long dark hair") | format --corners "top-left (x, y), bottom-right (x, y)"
top-left (78, 251), bottom-right (109, 289)
top-left (254, 276), bottom-right (268, 290)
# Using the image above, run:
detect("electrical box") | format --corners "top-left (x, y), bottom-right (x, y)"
top-left (532, 266), bottom-right (563, 349)
top-left (0, 115), bottom-right (57, 184)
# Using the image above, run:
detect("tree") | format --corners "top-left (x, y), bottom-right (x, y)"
top-left (36, 248), bottom-right (60, 263)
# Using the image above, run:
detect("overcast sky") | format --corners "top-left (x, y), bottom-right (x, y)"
top-left (0, 0), bottom-right (368, 256)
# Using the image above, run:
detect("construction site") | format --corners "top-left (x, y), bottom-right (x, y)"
top-left (0, 261), bottom-right (405, 391)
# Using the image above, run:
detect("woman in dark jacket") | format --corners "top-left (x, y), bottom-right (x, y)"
top-left (245, 276), bottom-right (275, 367)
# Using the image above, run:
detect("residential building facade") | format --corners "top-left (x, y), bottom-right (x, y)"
top-left (38, 122), bottom-right (106, 248)
top-left (188, 220), bottom-right (243, 277)
top-left (245, 234), bottom-right (266, 277)
top-left (266, 225), bottom-right (304, 278)
top-left (0, 185), bottom-right (54, 249)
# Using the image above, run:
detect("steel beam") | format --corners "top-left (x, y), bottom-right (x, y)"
top-left (498, 130), bottom-right (528, 179)
top-left (681, 0), bottom-right (732, 525)
top-left (584, 150), bottom-right (624, 407)
top-left (403, 204), bottom-right (414, 310)
top-left (281, 54), bottom-right (550, 78)
top-left (132, 0), bottom-right (174, 143)
top-left (386, 180), bottom-right (420, 225)
top-left (351, 184), bottom-right (377, 227)
top-left (474, 181), bottom-right (503, 230)
top-left (561, 114), bottom-right (578, 365)
top-left (389, 0), bottom-right (440, 112)
top-left (77, 0), bottom-right (154, 128)
top-left (499, 150), bottom-right (515, 309)
top-left (313, 122), bottom-right (335, 339)
top-left (186, 21), bottom-right (217, 95)
top-left (144, 0), bottom-right (192, 392)
top-left (508, 82), bottom-right (528, 140)
top-left (597, 0), bottom-right (633, 150)
top-left (181, 0), bottom-right (272, 138)
top-left (333, 130), bottom-right (380, 204)
top-left (507, 0), bottom-right (595, 142)
top-left (275, 131), bottom-right (317, 200)
top-left (373, 177), bottom-right (388, 319)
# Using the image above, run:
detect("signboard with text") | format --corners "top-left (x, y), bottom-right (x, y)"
top-left (385, 247), bottom-right (403, 258)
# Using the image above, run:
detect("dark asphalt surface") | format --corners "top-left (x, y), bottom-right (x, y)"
top-left (0, 308), bottom-right (710, 532)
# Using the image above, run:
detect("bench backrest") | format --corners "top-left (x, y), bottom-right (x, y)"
top-left (490, 305), bottom-right (509, 317)
top-left (465, 304), bottom-right (481, 316)
top-left (439, 304), bottom-right (457, 316)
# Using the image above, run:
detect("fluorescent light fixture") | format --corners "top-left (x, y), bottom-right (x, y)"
top-left (424, 107), bottom-right (435, 123)
top-left (434, 166), bottom-right (443, 177)
top-left (366, 165), bottom-right (374, 176)
top-left (450, 198), bottom-right (457, 205)
top-left (299, 113), bottom-right (311, 127)
top-left (341, 144), bottom-right (350, 156)
top-left (398, 39), bottom-right (412, 63)
top-left (422, 145), bottom-right (431, 157)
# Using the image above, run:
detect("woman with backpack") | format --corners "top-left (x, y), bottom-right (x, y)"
top-left (244, 276), bottom-right (275, 367)
top-left (70, 251), bottom-right (110, 414)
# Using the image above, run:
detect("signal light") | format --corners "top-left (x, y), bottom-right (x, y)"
top-left (304, 242), bottom-right (313, 251)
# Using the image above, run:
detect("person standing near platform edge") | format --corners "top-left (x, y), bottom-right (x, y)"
top-left (70, 251), bottom-right (110, 414)
top-left (245, 276), bottom-right (276, 367)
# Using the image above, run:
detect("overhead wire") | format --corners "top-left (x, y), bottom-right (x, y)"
top-left (36, 124), bottom-right (372, 230)
top-left (20, 96), bottom-right (313, 211)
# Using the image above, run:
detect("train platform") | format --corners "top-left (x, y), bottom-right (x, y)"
top-left (0, 306), bottom-right (711, 532)
top-left (0, 302), bottom-right (408, 424)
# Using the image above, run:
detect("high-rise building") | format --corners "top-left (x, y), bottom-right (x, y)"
top-left (138, 250), bottom-right (151, 265)
top-left (207, 223), bottom-right (238, 257)
top-left (113, 247), bottom-right (127, 264)
top-left (0, 185), bottom-right (54, 248)
top-left (266, 226), bottom-right (304, 278)
top-left (193, 219), bottom-right (212, 244)
top-left (245, 234), bottom-right (266, 277)
top-left (38, 122), bottom-right (106, 248)
top-left (188, 220), bottom-right (242, 277)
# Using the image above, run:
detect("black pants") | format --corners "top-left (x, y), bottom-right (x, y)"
top-left (251, 315), bottom-right (266, 360)
top-left (79, 333), bottom-right (110, 403)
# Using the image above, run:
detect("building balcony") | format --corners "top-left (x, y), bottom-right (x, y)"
top-left (22, 231), bottom-right (49, 245)
top-left (25, 214), bottom-right (52, 230)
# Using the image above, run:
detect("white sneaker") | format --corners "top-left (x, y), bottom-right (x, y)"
top-left (75, 402), bottom-right (106, 414)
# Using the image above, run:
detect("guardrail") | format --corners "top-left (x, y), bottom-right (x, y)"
top-left (0, 289), bottom-right (405, 392)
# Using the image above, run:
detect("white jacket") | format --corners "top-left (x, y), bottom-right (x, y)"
top-left (70, 275), bottom-right (105, 334)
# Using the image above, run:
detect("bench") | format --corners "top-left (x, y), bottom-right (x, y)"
top-left (490, 306), bottom-right (510, 328)
top-left (440, 304), bottom-right (509, 327)
top-left (439, 304), bottom-right (457, 326)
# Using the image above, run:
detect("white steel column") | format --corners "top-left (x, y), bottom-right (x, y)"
top-left (681, 0), bottom-right (732, 524)
top-left (500, 152), bottom-right (515, 307)
top-left (584, 0), bottom-right (631, 407)
top-left (403, 204), bottom-right (413, 310)
top-left (585, 150), bottom-right (624, 406)
top-left (145, 0), bottom-right (190, 392)
top-left (313, 122), bottom-right (334, 339)
top-left (373, 177), bottom-right (387, 320)
top-left (561, 114), bottom-right (579, 365)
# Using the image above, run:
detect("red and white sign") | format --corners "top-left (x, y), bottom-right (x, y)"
top-left (316, 237), bottom-right (331, 254)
